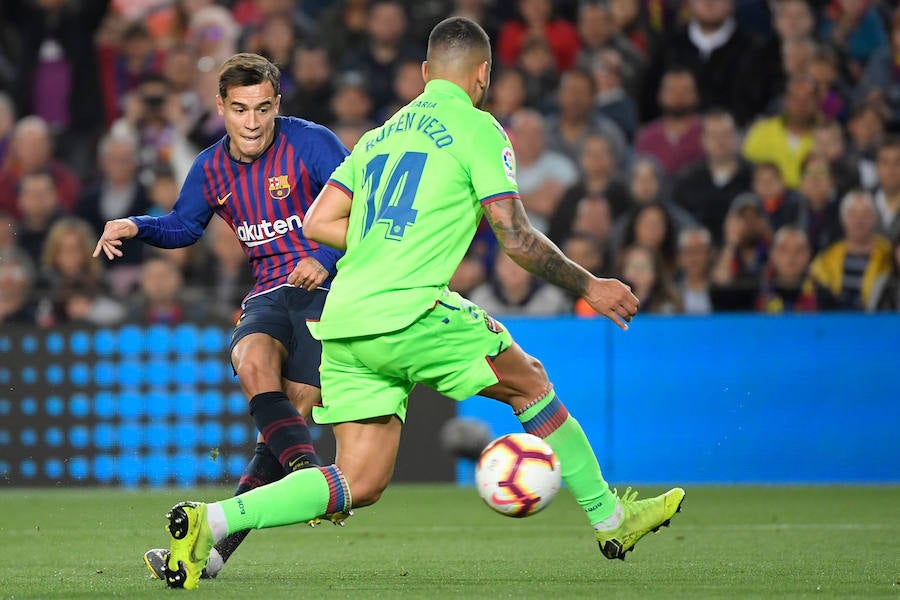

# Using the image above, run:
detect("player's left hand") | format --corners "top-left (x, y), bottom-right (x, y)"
top-left (288, 257), bottom-right (330, 291)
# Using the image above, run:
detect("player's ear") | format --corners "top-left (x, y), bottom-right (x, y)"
top-left (476, 61), bottom-right (489, 89)
top-left (215, 94), bottom-right (225, 117)
top-left (421, 61), bottom-right (429, 83)
top-left (274, 94), bottom-right (281, 115)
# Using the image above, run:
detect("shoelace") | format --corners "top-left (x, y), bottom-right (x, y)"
top-left (613, 486), bottom-right (640, 505)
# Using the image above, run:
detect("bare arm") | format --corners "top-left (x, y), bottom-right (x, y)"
top-left (303, 183), bottom-right (352, 251)
top-left (483, 198), bottom-right (639, 330)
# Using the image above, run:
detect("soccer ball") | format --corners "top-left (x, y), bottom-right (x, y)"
top-left (475, 433), bottom-right (561, 517)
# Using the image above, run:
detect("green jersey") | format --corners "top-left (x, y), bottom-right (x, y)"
top-left (316, 79), bottom-right (518, 340)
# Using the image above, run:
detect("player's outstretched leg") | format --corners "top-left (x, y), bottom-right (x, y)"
top-left (144, 442), bottom-right (286, 580)
top-left (516, 388), bottom-right (686, 559)
top-left (164, 501), bottom-right (215, 590)
top-left (593, 487), bottom-right (685, 560)
top-left (162, 465), bottom-right (352, 590)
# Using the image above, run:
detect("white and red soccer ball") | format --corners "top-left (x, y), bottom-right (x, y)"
top-left (475, 433), bottom-right (561, 517)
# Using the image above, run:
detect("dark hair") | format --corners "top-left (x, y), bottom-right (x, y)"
top-left (218, 53), bottom-right (281, 99)
top-left (427, 17), bottom-right (491, 61)
top-left (876, 134), bottom-right (900, 157)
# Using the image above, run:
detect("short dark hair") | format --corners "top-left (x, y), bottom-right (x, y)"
top-left (426, 17), bottom-right (490, 62)
top-left (218, 53), bottom-right (281, 99)
top-left (876, 134), bottom-right (900, 157)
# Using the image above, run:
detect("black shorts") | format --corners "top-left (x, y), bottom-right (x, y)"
top-left (230, 286), bottom-right (327, 387)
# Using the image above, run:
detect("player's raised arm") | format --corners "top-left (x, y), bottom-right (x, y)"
top-left (303, 182), bottom-right (353, 251)
top-left (482, 197), bottom-right (639, 330)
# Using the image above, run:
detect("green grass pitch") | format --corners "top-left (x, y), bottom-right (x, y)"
top-left (0, 484), bottom-right (897, 599)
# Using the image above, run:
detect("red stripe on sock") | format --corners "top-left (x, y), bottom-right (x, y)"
top-left (261, 415), bottom-right (307, 439)
top-left (238, 475), bottom-right (266, 490)
top-left (278, 444), bottom-right (316, 466)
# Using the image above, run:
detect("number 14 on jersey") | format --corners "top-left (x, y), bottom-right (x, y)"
top-left (362, 152), bottom-right (427, 241)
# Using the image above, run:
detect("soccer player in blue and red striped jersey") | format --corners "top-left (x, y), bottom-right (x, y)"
top-left (93, 53), bottom-right (348, 582)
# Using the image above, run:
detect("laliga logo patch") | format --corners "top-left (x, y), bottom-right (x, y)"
top-left (501, 147), bottom-right (516, 183)
top-left (268, 174), bottom-right (291, 200)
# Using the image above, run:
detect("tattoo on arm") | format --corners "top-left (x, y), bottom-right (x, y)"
top-left (483, 199), bottom-right (591, 296)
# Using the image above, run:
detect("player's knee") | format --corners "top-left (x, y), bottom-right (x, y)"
top-left (347, 479), bottom-right (388, 508)
top-left (234, 357), bottom-right (277, 392)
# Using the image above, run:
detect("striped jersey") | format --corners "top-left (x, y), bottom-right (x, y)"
top-left (132, 116), bottom-right (348, 302)
top-left (313, 79), bottom-right (519, 340)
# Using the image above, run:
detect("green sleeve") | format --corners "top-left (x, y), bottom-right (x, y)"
top-left (469, 115), bottom-right (520, 205)
top-left (327, 151), bottom-right (356, 197)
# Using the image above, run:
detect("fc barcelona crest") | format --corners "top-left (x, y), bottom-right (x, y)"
top-left (268, 175), bottom-right (291, 199)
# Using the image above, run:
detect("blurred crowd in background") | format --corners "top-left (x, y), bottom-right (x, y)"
top-left (2, 0), bottom-right (900, 329)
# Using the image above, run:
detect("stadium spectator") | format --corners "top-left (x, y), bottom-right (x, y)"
top-left (114, 74), bottom-right (180, 182)
top-left (509, 109), bottom-right (580, 232)
top-left (496, 0), bottom-right (581, 72)
top-left (808, 45), bottom-right (850, 123)
top-left (855, 8), bottom-right (900, 129)
top-left (0, 116), bottom-right (81, 219)
top-left (187, 4), bottom-right (240, 69)
top-left (616, 201), bottom-right (680, 277)
top-left (339, 0), bottom-right (419, 117)
top-left (242, 14), bottom-right (299, 88)
top-left (516, 36), bottom-right (560, 109)
top-left (550, 133), bottom-right (630, 243)
top-left (563, 231), bottom-right (607, 277)
top-left (0, 211), bottom-right (16, 257)
top-left (845, 102), bottom-right (885, 189)
top-left (608, 0), bottom-right (655, 57)
top-left (6, 0), bottom-right (106, 175)
top-left (818, 0), bottom-right (888, 84)
top-left (565, 195), bottom-right (616, 273)
top-left (281, 45), bottom-right (336, 126)
top-left (641, 0), bottom-right (758, 124)
top-left (575, 0), bottom-right (645, 100)
top-left (146, 163), bottom-right (179, 217)
top-left (613, 244), bottom-right (682, 314)
top-left (872, 136), bottom-right (900, 243)
top-left (36, 217), bottom-right (125, 327)
top-left (0, 249), bottom-right (38, 325)
top-left (671, 108), bottom-right (753, 245)
top-left (380, 59), bottom-right (426, 121)
top-left (127, 256), bottom-right (203, 325)
top-left (810, 189), bottom-right (893, 310)
top-left (76, 129), bottom-right (150, 272)
top-left (812, 120), bottom-right (861, 197)
top-left (674, 226), bottom-right (715, 315)
top-left (743, 0), bottom-right (816, 121)
top-left (590, 49), bottom-right (639, 141)
top-left (711, 192), bottom-right (772, 310)
top-left (743, 75), bottom-right (820, 189)
top-left (796, 153), bottom-right (844, 255)
top-left (97, 21), bottom-right (166, 128)
top-left (634, 67), bottom-right (704, 177)
top-left (756, 225), bottom-right (817, 313)
top-left (469, 249), bottom-right (572, 316)
top-left (329, 72), bottom-right (375, 130)
top-left (869, 238), bottom-right (900, 311)
top-left (545, 68), bottom-right (627, 165)
top-left (317, 0), bottom-right (370, 66)
top-left (485, 67), bottom-right (528, 125)
top-left (750, 161), bottom-right (801, 232)
top-left (626, 156), bottom-right (696, 232)
top-left (15, 171), bottom-right (65, 264)
top-left (0, 92), bottom-right (14, 167)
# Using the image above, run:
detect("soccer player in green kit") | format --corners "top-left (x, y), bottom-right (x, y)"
top-left (161, 17), bottom-right (684, 589)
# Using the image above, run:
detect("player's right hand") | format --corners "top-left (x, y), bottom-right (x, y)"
top-left (93, 218), bottom-right (139, 260)
top-left (583, 278), bottom-right (639, 331)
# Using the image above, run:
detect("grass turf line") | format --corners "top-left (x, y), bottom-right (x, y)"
top-left (0, 485), bottom-right (897, 599)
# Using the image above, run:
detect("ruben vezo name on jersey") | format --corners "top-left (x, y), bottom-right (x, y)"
top-left (236, 214), bottom-right (303, 247)
top-left (365, 109), bottom-right (454, 151)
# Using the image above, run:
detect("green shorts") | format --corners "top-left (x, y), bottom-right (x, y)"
top-left (310, 289), bottom-right (513, 424)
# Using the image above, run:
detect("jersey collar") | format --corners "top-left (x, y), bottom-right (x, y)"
top-left (424, 79), bottom-right (472, 106)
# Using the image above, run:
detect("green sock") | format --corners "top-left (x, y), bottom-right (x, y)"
top-left (219, 465), bottom-right (351, 535)
top-left (517, 390), bottom-right (617, 525)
